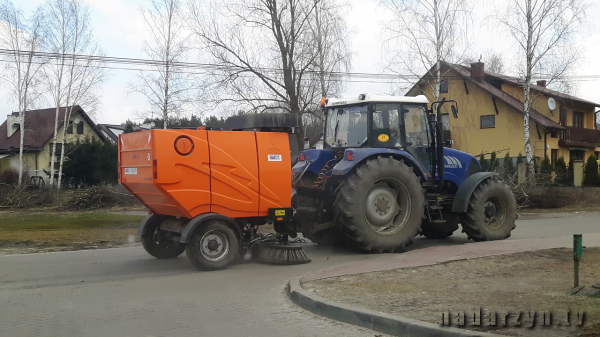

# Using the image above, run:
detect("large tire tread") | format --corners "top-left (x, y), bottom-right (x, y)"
top-left (141, 216), bottom-right (185, 259)
top-left (334, 156), bottom-right (425, 253)
top-left (461, 178), bottom-right (517, 242)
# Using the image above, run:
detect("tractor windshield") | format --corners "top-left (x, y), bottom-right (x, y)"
top-left (324, 105), bottom-right (368, 148)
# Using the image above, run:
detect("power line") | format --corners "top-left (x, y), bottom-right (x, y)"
top-left (0, 49), bottom-right (599, 83)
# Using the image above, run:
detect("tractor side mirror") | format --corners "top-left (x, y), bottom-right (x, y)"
top-left (451, 105), bottom-right (458, 119)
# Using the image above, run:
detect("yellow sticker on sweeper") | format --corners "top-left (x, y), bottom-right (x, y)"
top-left (275, 210), bottom-right (286, 216)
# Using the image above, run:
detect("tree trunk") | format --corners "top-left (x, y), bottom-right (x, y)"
top-left (57, 105), bottom-right (74, 191)
top-left (49, 104), bottom-right (61, 187)
top-left (18, 112), bottom-right (25, 186)
top-left (523, 0), bottom-right (535, 178)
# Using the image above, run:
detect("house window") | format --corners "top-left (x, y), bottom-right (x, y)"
top-left (439, 80), bottom-right (448, 93)
top-left (480, 115), bottom-right (495, 128)
top-left (570, 150), bottom-right (584, 162)
top-left (49, 143), bottom-right (62, 157)
top-left (573, 111), bottom-right (583, 128)
top-left (551, 149), bottom-right (558, 167)
top-left (77, 122), bottom-right (84, 134)
top-left (67, 121), bottom-right (73, 134)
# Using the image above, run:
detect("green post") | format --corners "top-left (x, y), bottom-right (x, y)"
top-left (574, 234), bottom-right (583, 288)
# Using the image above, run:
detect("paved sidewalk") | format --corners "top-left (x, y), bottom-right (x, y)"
top-left (301, 233), bottom-right (600, 281)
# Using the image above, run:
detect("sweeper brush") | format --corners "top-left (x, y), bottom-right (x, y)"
top-left (256, 243), bottom-right (311, 265)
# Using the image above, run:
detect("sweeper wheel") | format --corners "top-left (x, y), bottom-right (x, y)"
top-left (256, 243), bottom-right (311, 265)
top-left (185, 221), bottom-right (239, 271)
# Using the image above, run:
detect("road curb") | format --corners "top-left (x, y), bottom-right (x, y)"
top-left (286, 277), bottom-right (502, 337)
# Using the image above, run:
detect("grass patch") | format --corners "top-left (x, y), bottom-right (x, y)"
top-left (0, 212), bottom-right (144, 251)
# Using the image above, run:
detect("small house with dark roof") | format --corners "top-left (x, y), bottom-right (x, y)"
top-left (0, 106), bottom-right (106, 179)
top-left (407, 62), bottom-right (600, 165)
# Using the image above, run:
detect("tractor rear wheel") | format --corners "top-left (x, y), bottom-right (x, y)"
top-left (141, 216), bottom-right (185, 259)
top-left (334, 156), bottom-right (425, 253)
top-left (461, 178), bottom-right (517, 241)
top-left (185, 221), bottom-right (240, 271)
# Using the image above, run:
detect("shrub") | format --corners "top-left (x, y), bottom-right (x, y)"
top-left (555, 156), bottom-right (569, 185)
top-left (0, 185), bottom-right (55, 208)
top-left (516, 153), bottom-right (524, 166)
top-left (503, 152), bottom-right (514, 172)
top-left (583, 155), bottom-right (600, 186)
top-left (63, 185), bottom-right (140, 210)
top-left (489, 152), bottom-right (498, 171)
top-left (540, 156), bottom-right (552, 174)
top-left (479, 153), bottom-right (488, 171)
top-left (63, 138), bottom-right (118, 187)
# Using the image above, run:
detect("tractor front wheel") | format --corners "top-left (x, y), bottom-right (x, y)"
top-left (185, 221), bottom-right (240, 271)
top-left (141, 216), bottom-right (186, 259)
top-left (334, 156), bottom-right (425, 253)
top-left (461, 178), bottom-right (517, 241)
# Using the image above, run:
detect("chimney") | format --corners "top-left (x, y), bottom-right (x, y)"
top-left (470, 62), bottom-right (485, 82)
top-left (6, 115), bottom-right (22, 138)
top-left (537, 80), bottom-right (546, 87)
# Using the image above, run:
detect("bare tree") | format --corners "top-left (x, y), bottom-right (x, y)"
top-left (380, 0), bottom-right (470, 100)
top-left (129, 0), bottom-right (197, 129)
top-left (44, 0), bottom-right (106, 189)
top-left (188, 0), bottom-right (352, 147)
top-left (0, 2), bottom-right (46, 186)
top-left (497, 0), bottom-right (588, 176)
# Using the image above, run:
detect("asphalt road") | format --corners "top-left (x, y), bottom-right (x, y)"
top-left (0, 211), bottom-right (598, 337)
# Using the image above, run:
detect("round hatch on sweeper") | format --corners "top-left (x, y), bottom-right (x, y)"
top-left (174, 136), bottom-right (194, 156)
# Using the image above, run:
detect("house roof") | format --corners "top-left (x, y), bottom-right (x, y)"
top-left (0, 106), bottom-right (106, 154)
top-left (481, 69), bottom-right (600, 108)
top-left (406, 61), bottom-right (600, 131)
top-left (448, 63), bottom-right (565, 130)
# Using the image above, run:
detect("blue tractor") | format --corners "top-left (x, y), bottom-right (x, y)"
top-left (291, 93), bottom-right (517, 252)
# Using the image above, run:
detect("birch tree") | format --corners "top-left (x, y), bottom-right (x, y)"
top-left (380, 0), bottom-right (470, 100)
top-left (129, 0), bottom-right (197, 129)
top-left (0, 2), bottom-right (46, 186)
top-left (44, 0), bottom-right (105, 189)
top-left (187, 0), bottom-right (352, 148)
top-left (497, 0), bottom-right (588, 176)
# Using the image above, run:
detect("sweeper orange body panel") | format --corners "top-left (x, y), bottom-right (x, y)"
top-left (119, 129), bottom-right (292, 219)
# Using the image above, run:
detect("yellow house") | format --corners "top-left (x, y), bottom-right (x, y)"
top-left (407, 62), bottom-right (600, 166)
top-left (0, 106), bottom-right (106, 184)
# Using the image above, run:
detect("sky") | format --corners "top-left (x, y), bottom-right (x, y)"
top-left (1, 0), bottom-right (599, 125)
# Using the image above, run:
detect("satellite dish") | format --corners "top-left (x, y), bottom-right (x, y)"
top-left (548, 97), bottom-right (556, 111)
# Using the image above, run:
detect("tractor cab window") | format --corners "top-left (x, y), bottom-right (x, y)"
top-left (371, 103), bottom-right (401, 148)
top-left (403, 104), bottom-right (431, 172)
top-left (325, 105), bottom-right (368, 148)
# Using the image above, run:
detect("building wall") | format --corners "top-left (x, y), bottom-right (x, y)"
top-left (416, 71), bottom-right (531, 159)
top-left (501, 83), bottom-right (600, 162)
top-left (414, 70), bottom-right (600, 164)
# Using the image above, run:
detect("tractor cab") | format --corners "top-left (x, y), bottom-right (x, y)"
top-left (322, 94), bottom-right (439, 174)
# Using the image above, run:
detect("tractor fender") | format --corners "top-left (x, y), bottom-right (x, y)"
top-left (451, 172), bottom-right (499, 213)
top-left (179, 213), bottom-right (243, 244)
top-left (331, 148), bottom-right (427, 181)
top-left (137, 214), bottom-right (156, 236)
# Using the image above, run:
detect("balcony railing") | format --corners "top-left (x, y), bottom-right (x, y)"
top-left (559, 126), bottom-right (600, 148)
